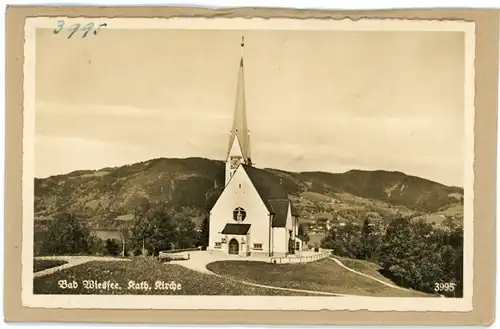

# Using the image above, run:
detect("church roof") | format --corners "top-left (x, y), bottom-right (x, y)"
top-left (241, 164), bottom-right (295, 227)
top-left (269, 200), bottom-right (289, 228)
top-left (221, 223), bottom-right (251, 235)
top-left (242, 165), bottom-right (289, 213)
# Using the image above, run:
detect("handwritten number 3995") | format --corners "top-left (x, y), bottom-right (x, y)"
top-left (53, 21), bottom-right (107, 39)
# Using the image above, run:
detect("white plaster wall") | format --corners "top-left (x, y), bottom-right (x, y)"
top-left (285, 202), bottom-right (295, 240)
top-left (209, 165), bottom-right (271, 254)
top-left (293, 217), bottom-right (299, 236)
top-left (272, 227), bottom-right (287, 254)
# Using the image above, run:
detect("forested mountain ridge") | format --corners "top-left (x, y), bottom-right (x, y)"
top-left (34, 157), bottom-right (463, 224)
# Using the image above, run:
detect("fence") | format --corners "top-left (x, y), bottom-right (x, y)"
top-left (158, 246), bottom-right (202, 261)
top-left (159, 247), bottom-right (202, 254)
top-left (269, 250), bottom-right (331, 264)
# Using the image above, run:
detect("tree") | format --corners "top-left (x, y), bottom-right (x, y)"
top-left (172, 217), bottom-right (198, 249)
top-left (129, 201), bottom-right (199, 255)
top-left (359, 217), bottom-right (374, 261)
top-left (105, 239), bottom-right (121, 256)
top-left (438, 226), bottom-right (464, 297)
top-left (129, 202), bottom-right (176, 256)
top-left (41, 212), bottom-right (92, 255)
top-left (197, 215), bottom-right (210, 249)
top-left (378, 217), bottom-right (413, 270)
top-left (90, 236), bottom-right (105, 256)
top-left (377, 217), bottom-right (450, 293)
top-left (321, 227), bottom-right (336, 250)
top-left (298, 223), bottom-right (305, 236)
top-left (377, 217), bottom-right (418, 288)
top-left (322, 223), bottom-right (362, 258)
top-left (297, 223), bottom-right (309, 243)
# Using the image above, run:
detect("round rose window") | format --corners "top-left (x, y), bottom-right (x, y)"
top-left (233, 207), bottom-right (247, 222)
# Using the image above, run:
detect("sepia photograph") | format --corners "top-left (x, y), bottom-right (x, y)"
top-left (21, 16), bottom-right (475, 311)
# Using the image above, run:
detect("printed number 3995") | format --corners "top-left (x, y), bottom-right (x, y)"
top-left (434, 282), bottom-right (456, 292)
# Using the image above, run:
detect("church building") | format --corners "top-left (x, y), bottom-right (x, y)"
top-left (208, 38), bottom-right (302, 257)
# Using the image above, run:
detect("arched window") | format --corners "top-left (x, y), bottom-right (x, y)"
top-left (233, 207), bottom-right (247, 222)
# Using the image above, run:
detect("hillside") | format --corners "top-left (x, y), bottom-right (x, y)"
top-left (268, 168), bottom-right (463, 213)
top-left (34, 157), bottom-right (463, 226)
top-left (35, 157), bottom-right (225, 225)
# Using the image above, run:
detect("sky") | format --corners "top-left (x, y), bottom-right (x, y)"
top-left (35, 28), bottom-right (466, 186)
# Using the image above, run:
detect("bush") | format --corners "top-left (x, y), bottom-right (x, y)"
top-left (40, 213), bottom-right (92, 255)
top-left (90, 236), bottom-right (105, 256)
top-left (105, 239), bottom-right (121, 256)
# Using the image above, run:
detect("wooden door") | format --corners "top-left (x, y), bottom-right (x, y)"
top-left (228, 239), bottom-right (239, 255)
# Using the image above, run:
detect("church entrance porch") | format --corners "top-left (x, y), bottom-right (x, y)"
top-left (228, 239), bottom-right (239, 255)
top-left (219, 223), bottom-right (251, 256)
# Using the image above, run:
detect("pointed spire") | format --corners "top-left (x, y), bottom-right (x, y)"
top-left (246, 131), bottom-right (252, 166)
top-left (227, 36), bottom-right (251, 163)
top-left (240, 36), bottom-right (245, 60)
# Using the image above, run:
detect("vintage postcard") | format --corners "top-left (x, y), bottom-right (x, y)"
top-left (6, 6), bottom-right (496, 324)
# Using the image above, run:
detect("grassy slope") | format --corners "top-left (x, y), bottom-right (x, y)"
top-left (207, 259), bottom-right (433, 297)
top-left (33, 259), bottom-right (68, 273)
top-left (33, 259), bottom-right (316, 296)
top-left (333, 256), bottom-right (397, 286)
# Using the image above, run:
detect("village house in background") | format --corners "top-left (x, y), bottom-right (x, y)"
top-left (208, 38), bottom-right (303, 257)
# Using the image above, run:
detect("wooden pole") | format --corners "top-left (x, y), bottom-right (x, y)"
top-left (121, 232), bottom-right (125, 256)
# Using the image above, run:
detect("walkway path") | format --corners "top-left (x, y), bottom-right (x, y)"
top-left (169, 250), bottom-right (270, 274)
top-left (34, 256), bottom-right (129, 278)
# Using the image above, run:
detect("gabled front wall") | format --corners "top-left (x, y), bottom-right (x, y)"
top-left (209, 165), bottom-right (271, 255)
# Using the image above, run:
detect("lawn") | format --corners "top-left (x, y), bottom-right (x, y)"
top-left (207, 259), bottom-right (434, 297)
top-left (333, 256), bottom-right (397, 286)
top-left (33, 258), bottom-right (319, 296)
top-left (33, 259), bottom-right (68, 273)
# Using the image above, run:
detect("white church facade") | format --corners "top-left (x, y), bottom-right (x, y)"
top-left (208, 39), bottom-right (303, 257)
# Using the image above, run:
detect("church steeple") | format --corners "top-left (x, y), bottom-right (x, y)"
top-left (225, 36), bottom-right (252, 185)
top-left (227, 37), bottom-right (251, 163)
